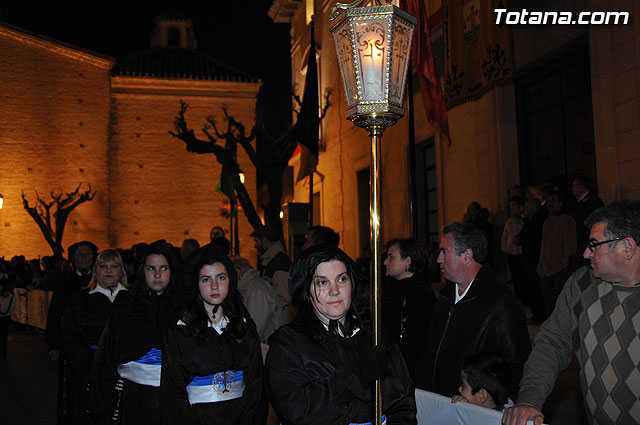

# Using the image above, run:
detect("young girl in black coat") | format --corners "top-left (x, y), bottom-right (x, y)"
top-left (89, 240), bottom-right (180, 425)
top-left (160, 243), bottom-right (267, 425)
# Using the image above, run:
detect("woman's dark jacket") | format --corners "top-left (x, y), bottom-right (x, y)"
top-left (160, 317), bottom-right (267, 425)
top-left (89, 293), bottom-right (174, 425)
top-left (265, 321), bottom-right (417, 425)
top-left (415, 266), bottom-right (531, 398)
top-left (46, 270), bottom-right (92, 425)
top-left (62, 288), bottom-right (130, 424)
top-left (381, 273), bottom-right (435, 376)
top-left (46, 270), bottom-right (92, 351)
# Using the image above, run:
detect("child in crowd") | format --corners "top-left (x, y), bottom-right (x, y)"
top-left (451, 352), bottom-right (514, 411)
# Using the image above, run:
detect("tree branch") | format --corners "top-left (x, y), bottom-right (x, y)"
top-left (22, 184), bottom-right (96, 258)
top-left (169, 101), bottom-right (263, 229)
top-left (22, 191), bottom-right (59, 256)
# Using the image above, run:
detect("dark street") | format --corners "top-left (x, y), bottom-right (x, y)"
top-left (1, 321), bottom-right (585, 425)
top-left (1, 324), bottom-right (57, 425)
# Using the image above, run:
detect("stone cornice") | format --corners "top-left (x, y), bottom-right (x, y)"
top-left (111, 75), bottom-right (262, 98)
top-left (268, 0), bottom-right (304, 23)
top-left (0, 22), bottom-right (114, 70)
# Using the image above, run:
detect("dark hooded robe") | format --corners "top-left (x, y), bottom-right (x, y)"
top-left (89, 240), bottom-right (180, 425)
top-left (62, 280), bottom-right (129, 425)
top-left (160, 243), bottom-right (267, 425)
top-left (46, 241), bottom-right (98, 425)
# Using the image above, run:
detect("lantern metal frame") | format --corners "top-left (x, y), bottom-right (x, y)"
top-left (330, 3), bottom-right (416, 128)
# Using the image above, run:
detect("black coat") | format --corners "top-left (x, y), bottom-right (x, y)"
top-left (62, 287), bottom-right (130, 424)
top-left (45, 270), bottom-right (92, 351)
top-left (566, 193), bottom-right (604, 252)
top-left (160, 317), bottom-right (267, 425)
top-left (89, 293), bottom-right (175, 425)
top-left (47, 271), bottom-right (93, 425)
top-left (518, 210), bottom-right (546, 264)
top-left (265, 321), bottom-right (417, 425)
top-left (415, 266), bottom-right (531, 398)
top-left (381, 274), bottom-right (435, 377)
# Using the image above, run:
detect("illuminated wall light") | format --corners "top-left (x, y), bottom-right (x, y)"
top-left (279, 210), bottom-right (284, 219)
top-left (0, 194), bottom-right (3, 209)
top-left (306, 0), bottom-right (314, 25)
top-left (239, 172), bottom-right (245, 184)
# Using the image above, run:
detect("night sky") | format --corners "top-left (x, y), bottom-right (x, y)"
top-left (1, 2), bottom-right (293, 135)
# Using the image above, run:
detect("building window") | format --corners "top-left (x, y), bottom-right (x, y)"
top-left (415, 138), bottom-right (439, 243)
top-left (168, 27), bottom-right (181, 47)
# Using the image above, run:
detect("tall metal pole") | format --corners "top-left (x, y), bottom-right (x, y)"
top-left (309, 172), bottom-right (314, 226)
top-left (368, 124), bottom-right (384, 425)
top-left (229, 199), bottom-right (234, 254)
top-left (407, 62), bottom-right (419, 239)
top-left (234, 203), bottom-right (239, 255)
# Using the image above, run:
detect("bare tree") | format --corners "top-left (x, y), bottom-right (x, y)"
top-left (22, 183), bottom-right (96, 258)
top-left (170, 90), bottom-right (331, 230)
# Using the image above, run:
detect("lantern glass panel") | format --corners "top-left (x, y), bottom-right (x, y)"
top-left (332, 20), bottom-right (359, 108)
top-left (354, 16), bottom-right (389, 102)
top-left (329, 4), bottom-right (416, 122)
top-left (389, 19), bottom-right (413, 106)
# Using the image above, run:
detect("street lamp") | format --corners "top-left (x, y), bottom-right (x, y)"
top-left (329, 2), bottom-right (416, 424)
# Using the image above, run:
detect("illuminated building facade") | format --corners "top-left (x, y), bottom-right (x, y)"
top-left (271, 0), bottom-right (640, 264)
top-left (0, 17), bottom-right (260, 260)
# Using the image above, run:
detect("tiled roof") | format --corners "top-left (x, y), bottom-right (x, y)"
top-left (112, 48), bottom-right (259, 82)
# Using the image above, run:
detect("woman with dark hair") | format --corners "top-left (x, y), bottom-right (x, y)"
top-left (160, 243), bottom-right (267, 425)
top-left (265, 244), bottom-right (417, 425)
top-left (62, 249), bottom-right (130, 425)
top-left (88, 240), bottom-right (180, 425)
top-left (382, 238), bottom-right (435, 376)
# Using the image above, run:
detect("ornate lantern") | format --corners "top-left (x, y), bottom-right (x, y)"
top-left (330, 2), bottom-right (416, 128)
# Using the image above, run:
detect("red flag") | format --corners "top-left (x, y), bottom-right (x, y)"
top-left (402, 0), bottom-right (451, 144)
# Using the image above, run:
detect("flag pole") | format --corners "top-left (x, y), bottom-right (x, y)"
top-left (407, 55), bottom-right (418, 239)
top-left (309, 172), bottom-right (314, 226)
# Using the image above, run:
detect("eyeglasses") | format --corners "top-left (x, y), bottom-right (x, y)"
top-left (587, 237), bottom-right (622, 251)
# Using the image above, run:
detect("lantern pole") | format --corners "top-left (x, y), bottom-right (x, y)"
top-left (369, 123), bottom-right (384, 424)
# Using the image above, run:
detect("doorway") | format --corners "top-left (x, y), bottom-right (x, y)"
top-left (515, 40), bottom-right (597, 189)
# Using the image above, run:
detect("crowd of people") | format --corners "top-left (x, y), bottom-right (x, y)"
top-left (496, 176), bottom-right (604, 325)
top-left (0, 180), bottom-right (638, 425)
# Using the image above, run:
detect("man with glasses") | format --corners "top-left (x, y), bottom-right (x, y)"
top-left (502, 199), bottom-right (640, 425)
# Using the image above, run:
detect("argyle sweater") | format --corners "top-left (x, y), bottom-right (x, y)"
top-left (517, 266), bottom-right (640, 424)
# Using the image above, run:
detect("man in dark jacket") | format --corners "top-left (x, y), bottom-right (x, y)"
top-left (46, 241), bottom-right (98, 357)
top-left (415, 222), bottom-right (531, 399)
top-left (566, 176), bottom-right (604, 272)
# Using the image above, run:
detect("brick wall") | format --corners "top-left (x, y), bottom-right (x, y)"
top-left (0, 23), bottom-right (261, 263)
top-left (110, 77), bottom-right (260, 259)
top-left (0, 25), bottom-right (114, 260)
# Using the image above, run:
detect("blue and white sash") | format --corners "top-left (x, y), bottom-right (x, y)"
top-left (186, 370), bottom-right (245, 405)
top-left (117, 348), bottom-right (162, 387)
top-left (350, 414), bottom-right (387, 425)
